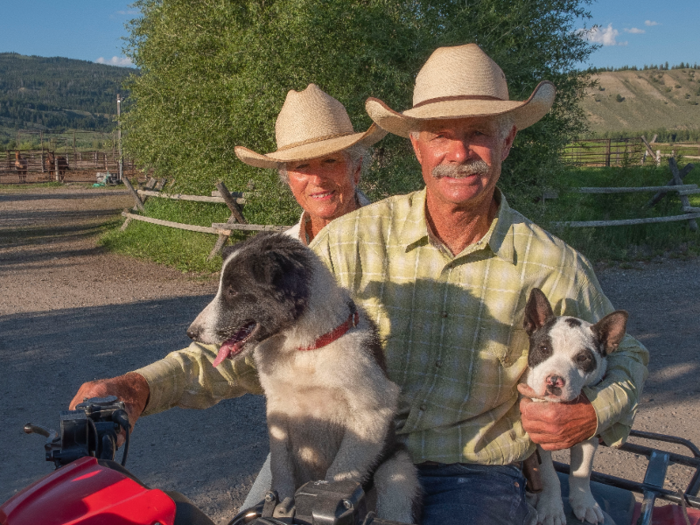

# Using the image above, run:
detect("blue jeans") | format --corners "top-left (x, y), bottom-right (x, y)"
top-left (418, 463), bottom-right (531, 525)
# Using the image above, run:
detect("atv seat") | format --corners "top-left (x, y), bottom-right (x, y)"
top-left (557, 471), bottom-right (636, 525)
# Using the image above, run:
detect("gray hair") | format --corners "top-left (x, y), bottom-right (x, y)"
top-left (277, 144), bottom-right (370, 186)
top-left (409, 114), bottom-right (516, 141)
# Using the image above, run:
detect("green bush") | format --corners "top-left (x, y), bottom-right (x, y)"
top-left (121, 0), bottom-right (596, 227)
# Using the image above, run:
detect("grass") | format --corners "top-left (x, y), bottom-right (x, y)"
top-left (542, 162), bottom-right (700, 262)
top-left (98, 197), bottom-right (260, 274)
top-left (93, 163), bottom-right (700, 273)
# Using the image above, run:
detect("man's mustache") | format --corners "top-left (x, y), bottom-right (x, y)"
top-left (432, 160), bottom-right (490, 179)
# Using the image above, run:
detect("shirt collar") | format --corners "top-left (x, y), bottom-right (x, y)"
top-left (398, 187), bottom-right (517, 265)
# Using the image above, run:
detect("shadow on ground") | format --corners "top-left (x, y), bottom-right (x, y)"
top-left (0, 296), bottom-right (268, 522)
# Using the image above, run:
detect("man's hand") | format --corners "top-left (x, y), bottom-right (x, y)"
top-left (517, 383), bottom-right (597, 451)
top-left (69, 373), bottom-right (150, 447)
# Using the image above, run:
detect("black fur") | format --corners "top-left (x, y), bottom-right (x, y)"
top-left (574, 348), bottom-right (596, 374)
top-left (527, 318), bottom-right (556, 369)
top-left (189, 233), bottom-right (314, 347)
top-left (565, 318), bottom-right (582, 328)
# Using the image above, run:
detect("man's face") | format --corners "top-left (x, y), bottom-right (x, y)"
top-left (410, 117), bottom-right (516, 210)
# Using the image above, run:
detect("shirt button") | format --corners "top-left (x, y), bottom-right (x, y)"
top-left (420, 404), bottom-right (427, 411)
top-left (435, 360), bottom-right (442, 368)
top-left (441, 312), bottom-right (448, 318)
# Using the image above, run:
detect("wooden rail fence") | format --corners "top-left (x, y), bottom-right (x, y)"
top-left (120, 178), bottom-right (290, 260)
top-left (563, 137), bottom-right (700, 167)
top-left (553, 158), bottom-right (698, 230)
top-left (1, 149), bottom-right (139, 183)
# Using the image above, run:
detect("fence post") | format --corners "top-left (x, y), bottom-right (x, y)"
top-left (605, 139), bottom-right (611, 167)
top-left (656, 150), bottom-right (661, 167)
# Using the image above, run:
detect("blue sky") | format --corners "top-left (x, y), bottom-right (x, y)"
top-left (0, 1), bottom-right (697, 70)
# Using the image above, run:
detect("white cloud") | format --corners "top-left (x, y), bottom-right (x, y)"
top-left (624, 27), bottom-right (645, 34)
top-left (96, 56), bottom-right (134, 67)
top-left (645, 20), bottom-right (659, 26)
top-left (116, 9), bottom-right (139, 15)
top-left (579, 24), bottom-right (627, 46)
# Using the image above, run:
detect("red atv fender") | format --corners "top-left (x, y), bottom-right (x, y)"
top-left (0, 456), bottom-right (176, 525)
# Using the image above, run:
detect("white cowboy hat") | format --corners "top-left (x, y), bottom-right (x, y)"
top-left (235, 84), bottom-right (387, 169)
top-left (365, 44), bottom-right (556, 138)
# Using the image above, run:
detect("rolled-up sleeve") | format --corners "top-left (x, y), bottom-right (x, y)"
top-left (135, 342), bottom-right (263, 416)
top-left (567, 260), bottom-right (650, 447)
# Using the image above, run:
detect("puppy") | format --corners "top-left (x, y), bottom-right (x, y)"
top-left (523, 288), bottom-right (628, 525)
top-left (187, 232), bottom-right (420, 523)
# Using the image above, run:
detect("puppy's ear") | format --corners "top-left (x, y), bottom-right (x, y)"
top-left (592, 310), bottom-right (628, 355)
top-left (524, 288), bottom-right (554, 335)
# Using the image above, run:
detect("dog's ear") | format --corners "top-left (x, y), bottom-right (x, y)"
top-left (592, 310), bottom-right (628, 355)
top-left (524, 288), bottom-right (554, 335)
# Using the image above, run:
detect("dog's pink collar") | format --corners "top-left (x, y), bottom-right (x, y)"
top-left (298, 302), bottom-right (359, 351)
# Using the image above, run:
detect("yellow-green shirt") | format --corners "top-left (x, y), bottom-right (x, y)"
top-left (137, 188), bottom-right (648, 466)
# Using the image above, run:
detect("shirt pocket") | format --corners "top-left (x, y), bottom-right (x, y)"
top-left (484, 326), bottom-right (528, 369)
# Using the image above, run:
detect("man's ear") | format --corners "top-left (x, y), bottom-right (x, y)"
top-left (409, 132), bottom-right (423, 165)
top-left (592, 311), bottom-right (628, 355)
top-left (524, 288), bottom-right (554, 335)
top-left (501, 125), bottom-right (517, 162)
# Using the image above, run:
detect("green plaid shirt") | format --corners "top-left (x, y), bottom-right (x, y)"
top-left (137, 188), bottom-right (648, 466)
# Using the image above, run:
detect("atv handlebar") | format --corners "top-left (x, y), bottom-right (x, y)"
top-left (24, 395), bottom-right (131, 469)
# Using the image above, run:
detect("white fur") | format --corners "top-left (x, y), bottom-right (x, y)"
top-left (190, 244), bottom-right (420, 522)
top-left (527, 318), bottom-right (608, 525)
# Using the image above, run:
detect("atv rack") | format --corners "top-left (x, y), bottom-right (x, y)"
top-left (554, 429), bottom-right (700, 525)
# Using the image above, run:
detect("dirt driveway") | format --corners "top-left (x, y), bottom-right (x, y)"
top-left (1, 186), bottom-right (699, 523)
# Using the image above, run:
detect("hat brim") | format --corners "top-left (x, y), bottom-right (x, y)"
top-left (235, 124), bottom-right (387, 170)
top-left (365, 81), bottom-right (556, 138)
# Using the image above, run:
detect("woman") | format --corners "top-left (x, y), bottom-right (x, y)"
top-left (235, 83), bottom-right (385, 244)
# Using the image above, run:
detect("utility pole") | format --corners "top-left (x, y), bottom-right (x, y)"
top-left (117, 94), bottom-right (123, 183)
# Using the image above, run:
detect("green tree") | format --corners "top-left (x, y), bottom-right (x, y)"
top-left (122, 0), bottom-right (596, 224)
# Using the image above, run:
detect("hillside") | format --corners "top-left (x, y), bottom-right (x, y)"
top-left (0, 53), bottom-right (134, 140)
top-left (581, 69), bottom-right (700, 137)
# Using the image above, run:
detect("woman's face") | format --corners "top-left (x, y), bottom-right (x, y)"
top-left (286, 152), bottom-right (360, 223)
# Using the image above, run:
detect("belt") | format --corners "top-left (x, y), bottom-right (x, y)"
top-left (417, 460), bottom-right (524, 469)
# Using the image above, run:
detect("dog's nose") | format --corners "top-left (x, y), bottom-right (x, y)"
top-left (546, 375), bottom-right (565, 388)
top-left (186, 325), bottom-right (199, 340)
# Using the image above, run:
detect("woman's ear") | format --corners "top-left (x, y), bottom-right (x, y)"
top-left (353, 159), bottom-right (362, 185)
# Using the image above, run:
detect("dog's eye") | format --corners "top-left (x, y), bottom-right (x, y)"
top-left (225, 286), bottom-right (238, 299)
top-left (539, 344), bottom-right (551, 356)
top-left (576, 353), bottom-right (590, 363)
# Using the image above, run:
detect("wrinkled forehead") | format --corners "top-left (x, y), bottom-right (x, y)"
top-left (417, 116), bottom-right (501, 135)
top-left (549, 317), bottom-right (596, 352)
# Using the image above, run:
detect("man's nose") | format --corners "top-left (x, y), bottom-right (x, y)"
top-left (445, 139), bottom-right (471, 163)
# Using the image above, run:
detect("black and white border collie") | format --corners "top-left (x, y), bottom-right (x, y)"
top-left (187, 232), bottom-right (420, 523)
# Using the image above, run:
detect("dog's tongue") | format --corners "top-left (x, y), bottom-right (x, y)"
top-left (212, 340), bottom-right (243, 368)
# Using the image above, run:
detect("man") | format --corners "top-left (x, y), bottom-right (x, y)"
top-left (71, 44), bottom-right (648, 524)
top-left (309, 43), bottom-right (648, 524)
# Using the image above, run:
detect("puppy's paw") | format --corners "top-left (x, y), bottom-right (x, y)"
top-left (535, 494), bottom-right (566, 525)
top-left (570, 493), bottom-right (604, 524)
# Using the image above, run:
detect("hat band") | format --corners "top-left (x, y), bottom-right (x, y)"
top-left (412, 94), bottom-right (504, 109)
top-left (276, 131), bottom-right (357, 152)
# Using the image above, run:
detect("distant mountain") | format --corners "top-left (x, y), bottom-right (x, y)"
top-left (0, 53), bottom-right (134, 135)
top-left (581, 68), bottom-right (700, 138)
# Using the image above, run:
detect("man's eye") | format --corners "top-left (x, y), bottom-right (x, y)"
top-left (293, 163), bottom-right (309, 171)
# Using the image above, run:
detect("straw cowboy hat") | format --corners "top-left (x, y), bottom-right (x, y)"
top-left (365, 44), bottom-right (556, 138)
top-left (235, 84), bottom-right (386, 169)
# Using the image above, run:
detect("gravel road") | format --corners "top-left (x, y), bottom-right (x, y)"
top-left (1, 186), bottom-right (699, 523)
